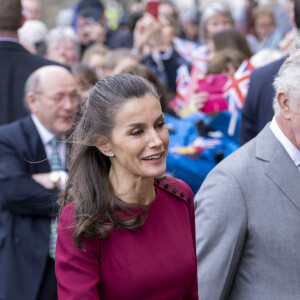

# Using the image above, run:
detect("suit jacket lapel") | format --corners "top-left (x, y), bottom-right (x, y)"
top-left (21, 115), bottom-right (50, 173)
top-left (256, 125), bottom-right (300, 211)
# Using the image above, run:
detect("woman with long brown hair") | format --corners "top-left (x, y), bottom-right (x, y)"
top-left (55, 74), bottom-right (198, 299)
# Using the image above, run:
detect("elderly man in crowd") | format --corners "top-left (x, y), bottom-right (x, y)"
top-left (0, 65), bottom-right (78, 300)
top-left (195, 49), bottom-right (300, 300)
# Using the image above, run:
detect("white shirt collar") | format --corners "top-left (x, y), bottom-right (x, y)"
top-left (31, 114), bottom-right (55, 146)
top-left (31, 114), bottom-right (66, 167)
top-left (270, 117), bottom-right (300, 168)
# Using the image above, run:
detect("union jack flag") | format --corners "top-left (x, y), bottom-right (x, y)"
top-left (222, 60), bottom-right (255, 114)
top-left (173, 37), bottom-right (209, 74)
top-left (169, 64), bottom-right (191, 114)
top-left (222, 60), bottom-right (255, 136)
top-left (169, 65), bottom-right (203, 117)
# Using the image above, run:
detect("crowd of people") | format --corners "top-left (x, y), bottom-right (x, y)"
top-left (0, 0), bottom-right (300, 299)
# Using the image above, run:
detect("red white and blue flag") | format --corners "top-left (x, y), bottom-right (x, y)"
top-left (222, 60), bottom-right (255, 135)
top-left (169, 64), bottom-right (191, 113)
top-left (222, 60), bottom-right (255, 114)
top-left (173, 37), bottom-right (209, 74)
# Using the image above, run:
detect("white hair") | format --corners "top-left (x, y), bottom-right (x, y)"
top-left (46, 26), bottom-right (79, 57)
top-left (46, 26), bottom-right (78, 49)
top-left (18, 19), bottom-right (48, 45)
top-left (273, 50), bottom-right (300, 116)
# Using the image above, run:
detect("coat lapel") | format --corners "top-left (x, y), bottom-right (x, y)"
top-left (256, 125), bottom-right (300, 211)
top-left (21, 115), bottom-right (50, 173)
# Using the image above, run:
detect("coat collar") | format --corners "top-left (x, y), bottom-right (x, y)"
top-left (21, 115), bottom-right (50, 172)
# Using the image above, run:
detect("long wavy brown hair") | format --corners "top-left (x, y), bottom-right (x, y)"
top-left (59, 74), bottom-right (160, 250)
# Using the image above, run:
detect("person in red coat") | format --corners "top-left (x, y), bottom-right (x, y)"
top-left (55, 73), bottom-right (198, 299)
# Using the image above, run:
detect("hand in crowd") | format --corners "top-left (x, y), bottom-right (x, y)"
top-left (32, 173), bottom-right (55, 189)
top-left (193, 91), bottom-right (209, 111)
top-left (193, 90), bottom-right (217, 118)
top-left (133, 13), bottom-right (165, 55)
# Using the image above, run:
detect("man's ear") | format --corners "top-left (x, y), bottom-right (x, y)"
top-left (277, 91), bottom-right (292, 119)
top-left (26, 92), bottom-right (38, 114)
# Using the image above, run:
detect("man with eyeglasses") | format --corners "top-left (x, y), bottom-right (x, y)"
top-left (0, 65), bottom-right (78, 300)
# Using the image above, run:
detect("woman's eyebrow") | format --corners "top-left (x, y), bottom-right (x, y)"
top-left (126, 114), bottom-right (164, 127)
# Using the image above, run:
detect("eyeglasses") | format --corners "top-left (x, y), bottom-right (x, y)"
top-left (35, 92), bottom-right (79, 105)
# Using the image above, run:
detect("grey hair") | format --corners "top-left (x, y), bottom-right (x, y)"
top-left (46, 26), bottom-right (79, 57)
top-left (199, 1), bottom-right (234, 43)
top-left (273, 50), bottom-right (300, 116)
top-left (46, 26), bottom-right (78, 44)
top-left (23, 70), bottom-right (41, 111)
top-left (18, 20), bottom-right (48, 45)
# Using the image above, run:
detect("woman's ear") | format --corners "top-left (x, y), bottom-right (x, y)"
top-left (93, 136), bottom-right (114, 157)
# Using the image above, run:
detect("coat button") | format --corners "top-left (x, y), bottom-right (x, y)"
top-left (180, 192), bottom-right (184, 197)
top-left (164, 183), bottom-right (169, 188)
top-left (14, 237), bottom-right (21, 245)
top-left (172, 188), bottom-right (177, 193)
top-left (155, 179), bottom-right (160, 185)
top-left (187, 197), bottom-right (191, 203)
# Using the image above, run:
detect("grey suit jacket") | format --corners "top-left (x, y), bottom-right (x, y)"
top-left (195, 124), bottom-right (300, 300)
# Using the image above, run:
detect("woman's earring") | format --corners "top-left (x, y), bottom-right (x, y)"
top-left (105, 152), bottom-right (115, 157)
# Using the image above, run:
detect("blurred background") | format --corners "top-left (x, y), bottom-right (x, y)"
top-left (41, 0), bottom-right (280, 27)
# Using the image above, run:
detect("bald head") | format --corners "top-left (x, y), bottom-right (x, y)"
top-left (25, 65), bottom-right (73, 95)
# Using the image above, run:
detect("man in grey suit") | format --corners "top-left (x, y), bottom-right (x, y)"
top-left (195, 49), bottom-right (300, 300)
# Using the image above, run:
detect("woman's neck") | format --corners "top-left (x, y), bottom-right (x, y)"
top-left (109, 170), bottom-right (156, 205)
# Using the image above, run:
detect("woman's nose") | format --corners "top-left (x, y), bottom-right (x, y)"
top-left (148, 129), bottom-right (163, 148)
